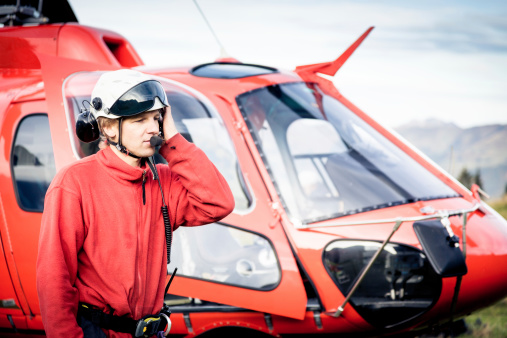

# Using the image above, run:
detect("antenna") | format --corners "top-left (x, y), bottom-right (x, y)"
top-left (192, 0), bottom-right (230, 59)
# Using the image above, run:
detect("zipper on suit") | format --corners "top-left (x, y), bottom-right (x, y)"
top-left (142, 170), bottom-right (146, 205)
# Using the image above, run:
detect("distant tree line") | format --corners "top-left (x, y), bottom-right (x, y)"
top-left (457, 168), bottom-right (483, 190)
top-left (458, 168), bottom-right (507, 198)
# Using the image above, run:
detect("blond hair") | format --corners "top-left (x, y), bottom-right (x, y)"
top-left (97, 116), bottom-right (118, 147)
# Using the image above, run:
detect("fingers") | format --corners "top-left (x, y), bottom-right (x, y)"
top-left (162, 106), bottom-right (179, 140)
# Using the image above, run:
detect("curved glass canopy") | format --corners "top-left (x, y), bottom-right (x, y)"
top-left (237, 82), bottom-right (458, 223)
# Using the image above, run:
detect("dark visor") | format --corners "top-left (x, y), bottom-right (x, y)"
top-left (109, 80), bottom-right (168, 117)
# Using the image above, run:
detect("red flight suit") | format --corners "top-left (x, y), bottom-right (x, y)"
top-left (37, 134), bottom-right (235, 337)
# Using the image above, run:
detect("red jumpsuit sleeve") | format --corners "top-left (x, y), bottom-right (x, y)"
top-left (36, 185), bottom-right (85, 338)
top-left (158, 133), bottom-right (235, 228)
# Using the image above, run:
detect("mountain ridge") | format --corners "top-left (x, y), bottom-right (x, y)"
top-left (394, 119), bottom-right (507, 198)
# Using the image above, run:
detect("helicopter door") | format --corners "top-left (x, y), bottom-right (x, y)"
top-left (40, 55), bottom-right (307, 320)
top-left (0, 105), bottom-right (56, 330)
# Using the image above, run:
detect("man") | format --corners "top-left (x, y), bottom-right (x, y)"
top-left (36, 69), bottom-right (235, 337)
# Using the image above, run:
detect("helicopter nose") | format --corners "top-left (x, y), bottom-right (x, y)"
top-left (452, 211), bottom-right (507, 314)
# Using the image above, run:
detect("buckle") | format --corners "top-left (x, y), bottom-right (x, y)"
top-left (159, 313), bottom-right (171, 336)
top-left (134, 315), bottom-right (162, 337)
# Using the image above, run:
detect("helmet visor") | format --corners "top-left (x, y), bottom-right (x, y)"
top-left (109, 80), bottom-right (168, 117)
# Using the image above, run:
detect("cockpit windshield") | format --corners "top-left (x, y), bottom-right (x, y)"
top-left (237, 82), bottom-right (458, 223)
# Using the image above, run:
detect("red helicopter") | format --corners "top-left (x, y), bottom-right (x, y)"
top-left (1, 1), bottom-right (507, 337)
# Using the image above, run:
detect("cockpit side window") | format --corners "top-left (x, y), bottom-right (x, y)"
top-left (167, 223), bottom-right (281, 290)
top-left (11, 114), bottom-right (56, 212)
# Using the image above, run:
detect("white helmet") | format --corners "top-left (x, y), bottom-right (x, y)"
top-left (76, 69), bottom-right (168, 145)
top-left (90, 69), bottom-right (168, 119)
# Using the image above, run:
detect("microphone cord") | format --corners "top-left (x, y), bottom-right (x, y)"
top-left (147, 157), bottom-right (172, 267)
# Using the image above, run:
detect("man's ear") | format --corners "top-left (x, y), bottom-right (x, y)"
top-left (102, 123), bottom-right (118, 142)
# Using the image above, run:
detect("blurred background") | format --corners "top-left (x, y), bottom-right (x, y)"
top-left (68, 0), bottom-right (507, 198)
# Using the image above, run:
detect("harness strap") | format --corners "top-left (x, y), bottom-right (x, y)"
top-left (108, 117), bottom-right (142, 159)
top-left (77, 303), bottom-right (169, 337)
top-left (77, 304), bottom-right (136, 334)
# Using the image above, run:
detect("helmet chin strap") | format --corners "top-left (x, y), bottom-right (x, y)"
top-left (108, 117), bottom-right (142, 159)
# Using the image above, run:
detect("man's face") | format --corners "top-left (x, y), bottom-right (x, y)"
top-left (116, 109), bottom-right (162, 158)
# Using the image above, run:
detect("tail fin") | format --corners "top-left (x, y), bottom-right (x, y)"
top-left (295, 26), bottom-right (374, 77)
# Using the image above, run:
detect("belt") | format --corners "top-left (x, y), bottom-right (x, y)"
top-left (77, 303), bottom-right (171, 337)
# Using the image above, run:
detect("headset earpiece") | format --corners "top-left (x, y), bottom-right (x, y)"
top-left (76, 107), bottom-right (100, 143)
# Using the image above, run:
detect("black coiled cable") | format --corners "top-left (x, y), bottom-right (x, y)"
top-left (161, 205), bottom-right (172, 264)
top-left (147, 158), bottom-right (173, 266)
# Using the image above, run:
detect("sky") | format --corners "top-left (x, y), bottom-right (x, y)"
top-left (68, 0), bottom-right (507, 129)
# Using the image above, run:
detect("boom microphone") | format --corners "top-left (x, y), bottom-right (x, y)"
top-left (150, 135), bottom-right (164, 147)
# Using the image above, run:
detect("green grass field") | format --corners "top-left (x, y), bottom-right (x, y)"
top-left (459, 197), bottom-right (507, 337)
top-left (460, 298), bottom-right (507, 337)
top-left (489, 197), bottom-right (507, 220)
